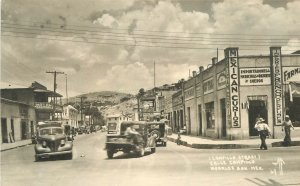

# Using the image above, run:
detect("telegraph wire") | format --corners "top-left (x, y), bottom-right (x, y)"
top-left (3, 29), bottom-right (300, 48)
top-left (2, 33), bottom-right (298, 52)
top-left (2, 22), bottom-right (299, 42)
top-left (3, 24), bottom-right (299, 45)
top-left (2, 19), bottom-right (300, 37)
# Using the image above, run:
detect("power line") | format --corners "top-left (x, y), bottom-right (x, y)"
top-left (2, 19), bottom-right (300, 37)
top-left (2, 33), bottom-right (298, 52)
top-left (4, 29), bottom-right (299, 48)
top-left (3, 26), bottom-right (299, 46)
top-left (2, 22), bottom-right (299, 42)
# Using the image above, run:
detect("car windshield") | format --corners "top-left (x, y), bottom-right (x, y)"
top-left (39, 128), bottom-right (63, 135)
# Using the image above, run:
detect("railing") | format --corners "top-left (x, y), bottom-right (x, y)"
top-left (34, 102), bottom-right (63, 112)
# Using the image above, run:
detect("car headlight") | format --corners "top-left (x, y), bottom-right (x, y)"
top-left (42, 141), bottom-right (47, 147)
top-left (60, 139), bottom-right (65, 146)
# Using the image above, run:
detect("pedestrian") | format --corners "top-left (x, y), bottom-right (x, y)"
top-left (176, 131), bottom-right (181, 145)
top-left (254, 118), bottom-right (271, 150)
top-left (282, 115), bottom-right (294, 146)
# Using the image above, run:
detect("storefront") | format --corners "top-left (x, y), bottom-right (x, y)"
top-left (182, 46), bottom-right (300, 140)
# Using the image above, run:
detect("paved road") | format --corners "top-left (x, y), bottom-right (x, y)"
top-left (1, 132), bottom-right (300, 186)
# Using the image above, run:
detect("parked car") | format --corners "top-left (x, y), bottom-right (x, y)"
top-left (34, 121), bottom-right (73, 161)
top-left (105, 121), bottom-right (156, 159)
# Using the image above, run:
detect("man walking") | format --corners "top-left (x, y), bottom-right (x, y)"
top-left (282, 115), bottom-right (294, 146)
top-left (254, 118), bottom-right (271, 150)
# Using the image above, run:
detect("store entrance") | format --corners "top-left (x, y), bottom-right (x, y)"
top-left (248, 100), bottom-right (268, 136)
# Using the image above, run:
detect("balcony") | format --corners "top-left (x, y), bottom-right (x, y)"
top-left (34, 102), bottom-right (63, 112)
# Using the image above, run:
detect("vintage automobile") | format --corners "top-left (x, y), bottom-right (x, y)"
top-left (105, 121), bottom-right (156, 159)
top-left (147, 121), bottom-right (171, 147)
top-left (34, 121), bottom-right (73, 161)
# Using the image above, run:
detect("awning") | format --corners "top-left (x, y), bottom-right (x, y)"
top-left (289, 82), bottom-right (300, 101)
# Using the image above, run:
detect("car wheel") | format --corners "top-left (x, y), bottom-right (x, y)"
top-left (107, 150), bottom-right (114, 159)
top-left (66, 153), bottom-right (73, 160)
top-left (138, 147), bottom-right (145, 157)
top-left (35, 155), bottom-right (40, 162)
top-left (151, 147), bottom-right (156, 153)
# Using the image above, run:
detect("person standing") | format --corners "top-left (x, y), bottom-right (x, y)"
top-left (254, 118), bottom-right (271, 150)
top-left (282, 115), bottom-right (294, 146)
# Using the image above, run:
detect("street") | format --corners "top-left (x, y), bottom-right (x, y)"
top-left (1, 132), bottom-right (300, 186)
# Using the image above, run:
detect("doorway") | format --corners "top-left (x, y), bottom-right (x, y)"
top-left (187, 107), bottom-right (191, 135)
top-left (198, 105), bottom-right (202, 136)
top-left (248, 99), bottom-right (268, 136)
top-left (21, 121), bottom-right (27, 140)
top-left (11, 119), bottom-right (15, 142)
top-left (220, 99), bottom-right (227, 138)
top-left (1, 118), bottom-right (8, 143)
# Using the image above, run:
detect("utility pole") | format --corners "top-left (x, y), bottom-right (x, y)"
top-left (65, 74), bottom-right (68, 104)
top-left (46, 71), bottom-right (64, 120)
top-left (154, 61), bottom-right (156, 89)
top-left (77, 96), bottom-right (87, 126)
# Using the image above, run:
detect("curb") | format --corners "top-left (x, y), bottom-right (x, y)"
top-left (1, 142), bottom-right (33, 152)
top-left (167, 137), bottom-right (300, 149)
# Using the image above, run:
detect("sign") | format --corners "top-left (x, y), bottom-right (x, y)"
top-left (270, 47), bottom-right (283, 126)
top-left (283, 67), bottom-right (300, 83)
top-left (240, 68), bottom-right (271, 86)
top-left (203, 78), bottom-right (214, 94)
top-left (217, 72), bottom-right (226, 89)
top-left (226, 48), bottom-right (240, 128)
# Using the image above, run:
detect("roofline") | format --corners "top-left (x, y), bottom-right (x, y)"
top-left (1, 98), bottom-right (34, 107)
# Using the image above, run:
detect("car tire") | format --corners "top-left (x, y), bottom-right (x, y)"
top-left (66, 153), bottom-right (73, 160)
top-left (151, 147), bottom-right (156, 153)
top-left (35, 155), bottom-right (40, 162)
top-left (107, 150), bottom-right (114, 159)
top-left (138, 147), bottom-right (145, 157)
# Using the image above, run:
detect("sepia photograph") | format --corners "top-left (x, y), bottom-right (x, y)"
top-left (1, 0), bottom-right (300, 185)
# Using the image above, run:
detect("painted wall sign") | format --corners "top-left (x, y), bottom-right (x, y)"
top-left (203, 77), bottom-right (214, 94)
top-left (217, 72), bottom-right (226, 89)
top-left (184, 87), bottom-right (194, 100)
top-left (240, 68), bottom-right (271, 86)
top-left (225, 48), bottom-right (240, 128)
top-left (270, 47), bottom-right (283, 126)
top-left (283, 67), bottom-right (300, 83)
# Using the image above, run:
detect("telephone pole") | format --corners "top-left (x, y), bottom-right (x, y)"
top-left (65, 74), bottom-right (68, 104)
top-left (77, 96), bottom-right (87, 126)
top-left (46, 71), bottom-right (64, 120)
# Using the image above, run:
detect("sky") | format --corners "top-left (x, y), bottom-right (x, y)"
top-left (1, 0), bottom-right (300, 97)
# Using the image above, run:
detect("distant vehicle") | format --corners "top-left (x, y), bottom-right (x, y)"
top-left (90, 125), bottom-right (97, 133)
top-left (147, 121), bottom-right (171, 147)
top-left (106, 122), bottom-right (119, 135)
top-left (105, 121), bottom-right (156, 159)
top-left (34, 121), bottom-right (73, 161)
top-left (77, 126), bottom-right (85, 135)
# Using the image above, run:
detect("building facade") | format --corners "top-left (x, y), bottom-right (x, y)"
top-left (178, 47), bottom-right (300, 140)
top-left (62, 105), bottom-right (79, 128)
top-left (1, 98), bottom-right (36, 143)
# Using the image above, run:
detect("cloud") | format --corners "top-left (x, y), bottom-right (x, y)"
top-left (97, 62), bottom-right (153, 93)
top-left (93, 14), bottom-right (119, 28)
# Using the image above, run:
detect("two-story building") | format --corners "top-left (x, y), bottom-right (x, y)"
top-left (1, 81), bottom-right (63, 143)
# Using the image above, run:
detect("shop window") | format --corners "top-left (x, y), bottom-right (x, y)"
top-left (205, 102), bottom-right (215, 129)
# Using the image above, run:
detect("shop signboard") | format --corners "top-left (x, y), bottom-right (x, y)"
top-left (240, 68), bottom-right (271, 86)
top-left (225, 48), bottom-right (240, 128)
top-left (217, 72), bottom-right (226, 90)
top-left (283, 66), bottom-right (300, 83)
top-left (270, 47), bottom-right (283, 126)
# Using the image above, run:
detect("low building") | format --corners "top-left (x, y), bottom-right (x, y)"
top-left (1, 98), bottom-right (36, 143)
top-left (62, 105), bottom-right (79, 128)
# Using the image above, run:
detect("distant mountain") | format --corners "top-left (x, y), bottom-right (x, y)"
top-left (65, 91), bottom-right (135, 107)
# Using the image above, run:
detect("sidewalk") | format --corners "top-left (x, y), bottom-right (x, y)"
top-left (1, 139), bottom-right (32, 152)
top-left (167, 134), bottom-right (300, 149)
